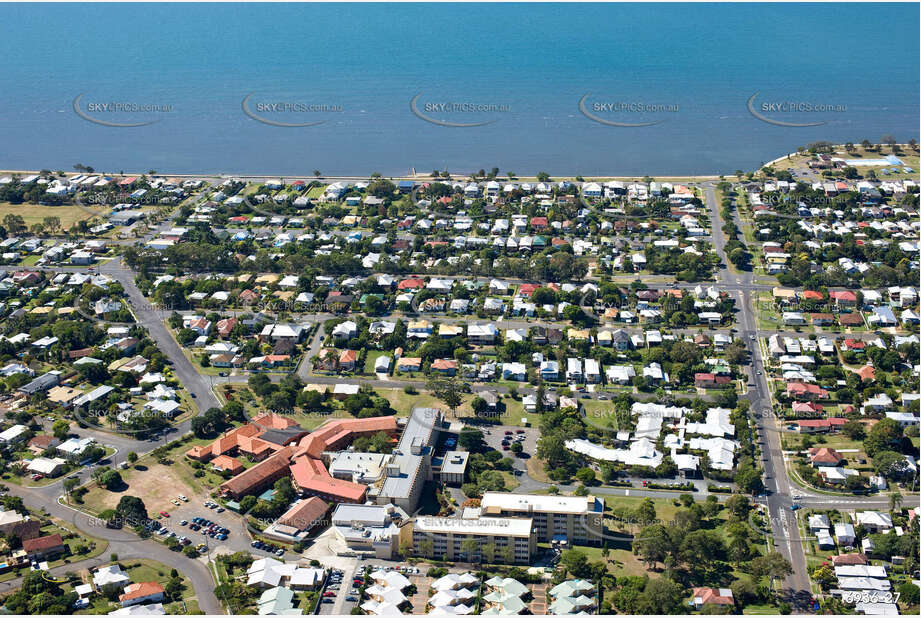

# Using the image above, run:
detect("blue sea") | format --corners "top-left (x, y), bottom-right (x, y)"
top-left (0, 2), bottom-right (918, 177)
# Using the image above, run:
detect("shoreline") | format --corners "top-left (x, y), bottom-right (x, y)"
top-left (0, 144), bottom-right (913, 182)
top-left (0, 168), bottom-right (725, 182)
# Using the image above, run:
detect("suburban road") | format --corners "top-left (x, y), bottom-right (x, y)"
top-left (703, 181), bottom-right (814, 610)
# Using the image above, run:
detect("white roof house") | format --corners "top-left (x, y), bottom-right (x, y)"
top-left (93, 564), bottom-right (131, 588)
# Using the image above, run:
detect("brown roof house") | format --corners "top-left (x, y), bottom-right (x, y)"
top-left (119, 582), bottom-right (166, 607)
top-left (809, 447), bottom-right (843, 467)
top-left (0, 510), bottom-right (41, 541)
top-left (22, 533), bottom-right (66, 560)
top-left (691, 588), bottom-right (734, 609)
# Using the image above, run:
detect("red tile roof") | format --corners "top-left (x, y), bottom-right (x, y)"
top-left (831, 553), bottom-right (868, 566)
top-left (786, 382), bottom-right (829, 399)
top-left (289, 456), bottom-right (367, 503)
top-left (278, 496), bottom-right (329, 530)
top-left (398, 278), bottom-right (425, 290)
top-left (296, 416), bottom-right (397, 459)
top-left (796, 418), bottom-right (846, 429)
top-left (809, 447), bottom-right (843, 465)
top-left (22, 533), bottom-right (64, 553)
top-left (217, 317), bottom-right (238, 337)
top-left (211, 455), bottom-right (244, 473)
top-left (339, 349), bottom-right (358, 364)
top-left (119, 582), bottom-right (165, 603)
top-left (692, 588), bottom-right (733, 605)
top-left (518, 283), bottom-right (540, 297)
top-left (830, 290), bottom-right (857, 302)
top-left (219, 446), bottom-right (294, 498)
top-left (792, 401), bottom-right (824, 414)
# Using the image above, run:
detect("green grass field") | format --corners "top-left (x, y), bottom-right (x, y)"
top-left (0, 202), bottom-right (99, 230)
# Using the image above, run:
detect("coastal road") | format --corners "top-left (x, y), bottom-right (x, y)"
top-left (703, 181), bottom-right (813, 610)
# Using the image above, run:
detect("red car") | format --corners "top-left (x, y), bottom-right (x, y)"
top-left (160, 511), bottom-right (170, 517)
top-left (516, 429), bottom-right (525, 433)
top-left (504, 431), bottom-right (513, 435)
top-left (502, 445), bottom-right (510, 450)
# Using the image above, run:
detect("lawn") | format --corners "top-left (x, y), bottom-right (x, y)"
top-left (578, 542), bottom-right (652, 578)
top-left (362, 350), bottom-right (390, 375)
top-left (581, 399), bottom-right (619, 430)
top-left (376, 387), bottom-right (470, 418)
top-left (0, 202), bottom-right (100, 230)
top-left (525, 456), bottom-right (552, 483)
top-left (602, 495), bottom-right (682, 527)
top-left (743, 603), bottom-right (784, 614)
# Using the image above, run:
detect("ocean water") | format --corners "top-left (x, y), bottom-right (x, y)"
top-left (0, 2), bottom-right (917, 177)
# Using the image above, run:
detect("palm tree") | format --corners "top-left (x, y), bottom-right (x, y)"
top-left (888, 492), bottom-right (903, 513)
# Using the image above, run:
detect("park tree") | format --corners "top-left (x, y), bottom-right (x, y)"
top-left (634, 498), bottom-right (657, 525)
top-left (96, 469), bottom-right (123, 490)
top-left (680, 529), bottom-right (724, 567)
top-left (63, 476), bottom-right (80, 494)
top-left (575, 467), bottom-right (596, 485)
top-left (634, 524), bottom-right (671, 569)
top-left (559, 549), bottom-right (591, 578)
top-left (725, 494), bottom-right (751, 519)
top-left (749, 551), bottom-right (793, 580)
top-left (735, 467), bottom-right (765, 495)
top-left (115, 495), bottom-right (148, 527)
top-left (426, 376), bottom-right (465, 418)
top-left (637, 577), bottom-right (684, 614)
top-left (458, 428), bottom-right (485, 452)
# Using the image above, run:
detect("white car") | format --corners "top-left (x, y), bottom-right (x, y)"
top-left (178, 495), bottom-right (188, 502)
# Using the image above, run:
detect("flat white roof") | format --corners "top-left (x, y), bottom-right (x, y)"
top-left (414, 516), bottom-right (532, 537)
top-left (480, 491), bottom-right (600, 515)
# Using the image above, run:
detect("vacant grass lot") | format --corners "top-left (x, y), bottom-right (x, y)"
top-left (0, 202), bottom-right (99, 229)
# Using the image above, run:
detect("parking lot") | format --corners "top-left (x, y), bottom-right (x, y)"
top-left (317, 562), bottom-right (360, 615)
top-left (480, 424), bottom-right (540, 479)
